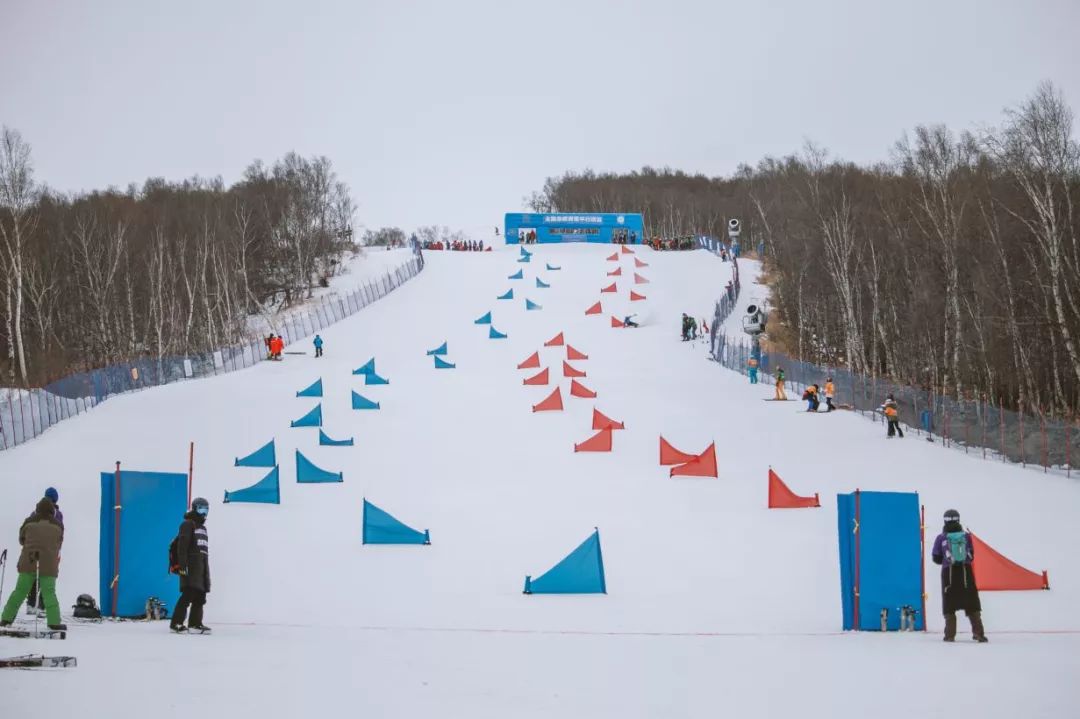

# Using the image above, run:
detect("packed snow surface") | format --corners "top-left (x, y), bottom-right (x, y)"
top-left (1, 244), bottom-right (1077, 718)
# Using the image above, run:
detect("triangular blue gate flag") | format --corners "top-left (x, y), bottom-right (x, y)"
top-left (235, 440), bottom-right (276, 467)
top-left (290, 404), bottom-right (322, 428)
top-left (319, 429), bottom-right (354, 447)
top-left (362, 499), bottom-right (430, 544)
top-left (224, 466), bottom-right (281, 504)
top-left (296, 450), bottom-right (343, 483)
top-left (524, 529), bottom-right (606, 594)
top-left (296, 378), bottom-right (323, 398)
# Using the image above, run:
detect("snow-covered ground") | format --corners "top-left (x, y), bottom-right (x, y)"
top-left (1, 244), bottom-right (1077, 718)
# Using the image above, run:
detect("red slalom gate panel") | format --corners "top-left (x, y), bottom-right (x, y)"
top-left (585, 301), bottom-right (602, 316)
top-left (523, 367), bottom-right (549, 386)
top-left (517, 351), bottom-right (541, 369)
top-left (610, 316), bottom-right (625, 328)
top-left (592, 408), bottom-right (625, 431)
top-left (544, 332), bottom-right (565, 347)
top-left (532, 387), bottom-right (564, 412)
top-left (574, 427), bottom-right (613, 453)
top-left (670, 443), bottom-right (718, 478)
top-left (570, 379), bottom-right (596, 398)
top-left (630, 290), bottom-right (646, 301)
top-left (634, 273), bottom-right (650, 285)
top-left (562, 360), bottom-right (587, 378)
top-left (767, 469), bottom-right (820, 508)
top-left (634, 258), bottom-right (648, 268)
top-left (601, 282), bottom-right (617, 293)
top-left (621, 245), bottom-right (635, 255)
top-left (659, 436), bottom-right (698, 466)
top-left (567, 345), bottom-right (589, 361)
top-left (970, 532), bottom-right (1050, 590)
top-left (607, 267), bottom-right (623, 277)
top-left (606, 253), bottom-right (619, 261)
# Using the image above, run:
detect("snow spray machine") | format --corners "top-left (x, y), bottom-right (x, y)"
top-left (100, 462), bottom-right (188, 618)
top-left (837, 490), bottom-right (927, 632)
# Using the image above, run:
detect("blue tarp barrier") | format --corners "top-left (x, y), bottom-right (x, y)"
top-left (497, 289), bottom-right (514, 300)
top-left (353, 358), bottom-right (375, 375)
top-left (434, 356), bottom-right (456, 369)
top-left (352, 391), bottom-right (381, 410)
top-left (362, 499), bottom-right (430, 545)
top-left (319, 429), bottom-right (354, 446)
top-left (509, 269), bottom-right (524, 280)
top-left (489, 327), bottom-right (507, 339)
top-left (526, 299), bottom-right (542, 311)
top-left (290, 404), bottom-right (322, 427)
top-left (474, 312), bottom-right (492, 325)
top-left (234, 439), bottom-right (276, 467)
top-left (536, 277), bottom-right (550, 288)
top-left (296, 378), bottom-right (323, 398)
top-left (224, 466), bottom-right (281, 504)
top-left (365, 372), bottom-right (390, 385)
top-left (100, 470), bottom-right (186, 617)
top-left (426, 341), bottom-right (448, 356)
top-left (837, 491), bottom-right (924, 631)
top-left (524, 529), bottom-right (606, 594)
top-left (296, 450), bottom-right (343, 483)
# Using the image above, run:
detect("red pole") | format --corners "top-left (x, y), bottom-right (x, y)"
top-left (853, 489), bottom-right (862, 631)
top-left (187, 441), bottom-right (195, 507)
top-left (920, 505), bottom-right (927, 632)
top-left (112, 461), bottom-right (121, 618)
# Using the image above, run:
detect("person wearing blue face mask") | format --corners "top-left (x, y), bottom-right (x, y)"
top-left (169, 497), bottom-right (211, 633)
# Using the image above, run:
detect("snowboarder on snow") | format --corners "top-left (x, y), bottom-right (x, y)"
top-left (26, 487), bottom-right (63, 616)
top-left (748, 356), bottom-right (759, 384)
top-left (802, 384), bottom-right (820, 412)
top-left (774, 367), bottom-right (787, 400)
top-left (170, 497), bottom-right (212, 634)
top-left (624, 314), bottom-right (639, 328)
top-left (931, 509), bottom-right (987, 643)
top-left (824, 377), bottom-right (836, 412)
top-left (0, 497), bottom-right (66, 631)
top-left (313, 335), bottom-right (324, 358)
top-left (881, 393), bottom-right (903, 438)
top-left (681, 314), bottom-right (692, 341)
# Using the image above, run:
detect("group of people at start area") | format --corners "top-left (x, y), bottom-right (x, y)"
top-left (263, 334), bottom-right (325, 360)
top-left (0, 494), bottom-right (988, 642)
top-left (681, 314), bottom-right (709, 341)
top-left (800, 379), bottom-right (837, 412)
top-left (0, 492), bottom-right (214, 635)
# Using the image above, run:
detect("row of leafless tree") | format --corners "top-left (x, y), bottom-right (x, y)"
top-left (529, 83), bottom-right (1080, 416)
top-left (0, 130), bottom-right (354, 386)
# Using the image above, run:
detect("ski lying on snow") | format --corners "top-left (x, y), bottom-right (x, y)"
top-left (0, 654), bottom-right (77, 668)
top-left (0, 627), bottom-right (66, 640)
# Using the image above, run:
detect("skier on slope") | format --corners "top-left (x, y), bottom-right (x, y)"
top-left (170, 497), bottom-right (212, 634)
top-left (881, 393), bottom-right (904, 438)
top-left (774, 367), bottom-right (788, 400)
top-left (0, 497), bottom-right (66, 631)
top-left (623, 314), bottom-right (639, 328)
top-left (25, 487), bottom-right (64, 617)
top-left (931, 509), bottom-right (988, 643)
top-left (313, 334), bottom-right (324, 358)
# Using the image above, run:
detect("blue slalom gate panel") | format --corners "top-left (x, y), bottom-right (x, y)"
top-left (489, 327), bottom-right (508, 339)
top-left (518, 255), bottom-right (531, 263)
top-left (100, 470), bottom-right (187, 617)
top-left (497, 289), bottom-right (514, 300)
top-left (362, 499), bottom-right (431, 545)
top-left (319, 429), bottom-right (354, 446)
top-left (474, 312), bottom-right (492, 325)
top-left (426, 341), bottom-right (448, 356)
top-left (546, 263), bottom-right (561, 271)
top-left (224, 466), bottom-right (281, 504)
top-left (296, 378), bottom-right (323, 398)
top-left (524, 529), bottom-right (606, 594)
top-left (365, 372), bottom-right (390, 385)
top-left (353, 358), bottom-right (375, 375)
top-left (520, 247), bottom-right (533, 257)
top-left (434, 356), bottom-right (456, 369)
top-left (536, 277), bottom-right (550, 288)
top-left (296, 450), bottom-right (343, 483)
top-left (235, 439), bottom-right (276, 467)
top-left (352, 391), bottom-right (381, 410)
top-left (526, 299), bottom-right (542, 311)
top-left (837, 491), bottom-right (924, 631)
top-left (509, 269), bottom-right (524, 280)
top-left (290, 404), bottom-right (323, 427)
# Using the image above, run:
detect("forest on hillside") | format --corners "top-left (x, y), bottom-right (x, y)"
top-left (0, 131), bottom-right (355, 386)
top-left (529, 83), bottom-right (1080, 417)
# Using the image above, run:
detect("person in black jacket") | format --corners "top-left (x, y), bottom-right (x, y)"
top-left (170, 497), bottom-right (211, 633)
top-left (931, 508), bottom-right (987, 643)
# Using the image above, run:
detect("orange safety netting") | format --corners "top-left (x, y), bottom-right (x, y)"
top-left (659, 436), bottom-right (698, 466)
top-left (767, 469), bottom-right (820, 508)
top-left (532, 387), bottom-right (564, 412)
top-left (570, 379), bottom-right (597, 398)
top-left (523, 367), bottom-right (549, 386)
top-left (970, 532), bottom-right (1049, 591)
top-left (567, 345), bottom-right (589, 361)
top-left (574, 428), bottom-right (613, 453)
top-left (592, 408), bottom-right (625, 431)
top-left (517, 351), bottom-right (540, 370)
top-left (670, 443), bottom-right (718, 478)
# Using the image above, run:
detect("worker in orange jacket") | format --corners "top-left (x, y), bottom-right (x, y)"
top-left (270, 335), bottom-right (284, 360)
top-left (824, 377), bottom-right (836, 412)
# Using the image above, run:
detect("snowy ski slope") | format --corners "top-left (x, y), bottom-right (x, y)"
top-left (1, 244), bottom-right (1077, 718)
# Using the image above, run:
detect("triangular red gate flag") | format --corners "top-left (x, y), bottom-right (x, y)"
top-left (607, 267), bottom-right (623, 277)
top-left (574, 428), bottom-right (613, 452)
top-left (544, 332), bottom-right (564, 347)
top-left (970, 532), bottom-right (1050, 590)
top-left (517, 351), bottom-right (540, 369)
top-left (601, 282), bottom-right (617, 293)
top-left (606, 252), bottom-right (618, 261)
top-left (592, 408), bottom-right (625, 431)
top-left (523, 367), bottom-right (549, 386)
top-left (570, 379), bottom-right (596, 398)
top-left (585, 301), bottom-right (602, 316)
top-left (634, 258), bottom-right (648, 268)
top-left (567, 345), bottom-right (589, 361)
top-left (670, 443), bottom-right (718, 478)
top-left (562, 360), bottom-right (586, 378)
top-left (610, 316), bottom-right (625, 328)
top-left (634, 273), bottom-right (650, 284)
top-left (659, 436), bottom-right (697, 465)
top-left (532, 387), bottom-right (563, 412)
top-left (767, 468), bottom-right (820, 508)
top-left (630, 290), bottom-right (646, 301)
top-left (621, 245), bottom-right (634, 255)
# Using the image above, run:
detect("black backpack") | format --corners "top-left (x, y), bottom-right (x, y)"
top-left (73, 593), bottom-right (101, 619)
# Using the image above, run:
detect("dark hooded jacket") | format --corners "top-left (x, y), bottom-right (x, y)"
top-left (176, 510), bottom-right (210, 593)
top-left (17, 498), bottom-right (64, 577)
top-left (931, 519), bottom-right (981, 614)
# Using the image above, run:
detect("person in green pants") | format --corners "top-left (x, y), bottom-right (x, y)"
top-left (0, 497), bottom-right (66, 631)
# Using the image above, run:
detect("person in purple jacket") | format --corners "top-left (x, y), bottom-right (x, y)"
top-left (26, 487), bottom-right (64, 616)
top-left (931, 508), bottom-right (988, 643)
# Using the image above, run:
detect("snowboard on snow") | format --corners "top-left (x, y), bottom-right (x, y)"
top-left (0, 654), bottom-right (77, 668)
top-left (0, 626), bottom-right (66, 640)
top-left (171, 626), bottom-right (212, 635)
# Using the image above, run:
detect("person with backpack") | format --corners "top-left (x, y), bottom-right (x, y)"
top-left (313, 334), bottom-right (324, 358)
top-left (0, 497), bottom-right (66, 631)
top-left (169, 497), bottom-right (211, 634)
top-left (824, 377), bottom-right (836, 412)
top-left (26, 487), bottom-right (64, 616)
top-left (931, 509), bottom-right (987, 643)
top-left (881, 393), bottom-right (904, 438)
top-left (774, 367), bottom-right (788, 400)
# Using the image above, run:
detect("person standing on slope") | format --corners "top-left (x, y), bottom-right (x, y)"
top-left (882, 393), bottom-right (904, 438)
top-left (774, 367), bottom-right (787, 400)
top-left (748, 356), bottom-right (759, 384)
top-left (824, 377), bottom-right (836, 412)
top-left (26, 487), bottom-right (64, 616)
top-left (270, 335), bottom-right (284, 360)
top-left (931, 509), bottom-right (987, 643)
top-left (0, 497), bottom-right (66, 631)
top-left (313, 334), bottom-right (324, 358)
top-left (170, 497), bottom-right (211, 634)
top-left (802, 384), bottom-right (820, 412)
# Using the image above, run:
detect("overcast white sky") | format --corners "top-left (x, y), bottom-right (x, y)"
top-left (2, 0), bottom-right (1078, 235)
